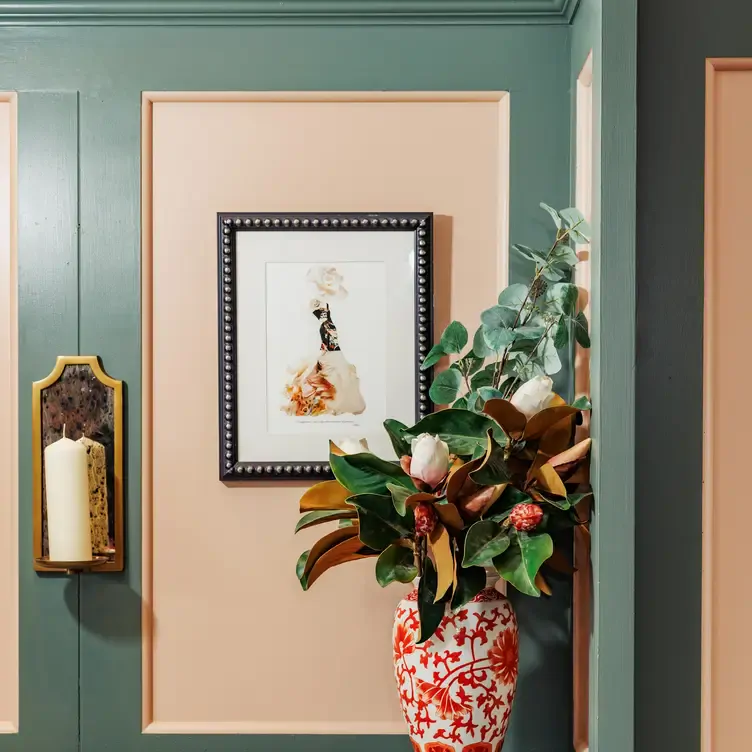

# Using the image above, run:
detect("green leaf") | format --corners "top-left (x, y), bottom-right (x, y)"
top-left (550, 244), bottom-right (580, 267)
top-left (383, 418), bottom-right (411, 457)
top-left (560, 208), bottom-right (591, 243)
top-left (404, 409), bottom-right (504, 457)
top-left (483, 324), bottom-right (516, 352)
top-left (453, 396), bottom-right (468, 410)
top-left (295, 509), bottom-right (356, 533)
top-left (494, 530), bottom-right (553, 597)
top-left (440, 321), bottom-right (468, 354)
top-left (477, 387), bottom-right (505, 403)
top-left (296, 550), bottom-right (310, 591)
top-left (541, 265), bottom-right (565, 282)
top-left (481, 305), bottom-right (517, 331)
top-left (464, 390), bottom-right (481, 413)
top-left (559, 207), bottom-right (585, 227)
top-left (471, 363), bottom-right (496, 390)
top-left (541, 336), bottom-right (562, 375)
top-left (463, 520), bottom-right (511, 567)
top-left (498, 283), bottom-right (529, 309)
top-left (571, 395), bottom-right (592, 411)
top-left (375, 544), bottom-right (418, 587)
top-left (512, 325), bottom-right (546, 341)
top-left (472, 326), bottom-right (492, 358)
top-left (421, 343), bottom-right (445, 370)
top-left (348, 493), bottom-right (414, 551)
top-left (451, 565), bottom-right (487, 611)
top-left (429, 368), bottom-right (463, 405)
top-left (573, 310), bottom-right (591, 348)
top-left (331, 452), bottom-right (414, 496)
top-left (452, 352), bottom-right (484, 377)
top-left (417, 558), bottom-right (447, 644)
top-left (546, 283), bottom-right (579, 316)
top-left (469, 431), bottom-right (511, 486)
top-left (540, 202), bottom-right (562, 229)
top-left (387, 482), bottom-right (411, 516)
top-left (513, 244), bottom-right (549, 265)
top-left (485, 486), bottom-right (532, 521)
top-left (553, 316), bottom-right (569, 349)
top-left (338, 518), bottom-right (357, 528)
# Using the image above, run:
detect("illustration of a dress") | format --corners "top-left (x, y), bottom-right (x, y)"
top-left (282, 267), bottom-right (367, 417)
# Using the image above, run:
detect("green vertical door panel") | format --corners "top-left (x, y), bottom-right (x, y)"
top-left (0, 91), bottom-right (82, 752)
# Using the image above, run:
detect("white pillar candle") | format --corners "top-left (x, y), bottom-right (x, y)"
top-left (44, 430), bottom-right (93, 562)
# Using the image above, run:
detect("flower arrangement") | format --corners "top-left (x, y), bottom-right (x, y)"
top-left (294, 203), bottom-right (592, 643)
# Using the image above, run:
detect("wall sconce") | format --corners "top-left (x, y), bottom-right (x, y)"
top-left (32, 356), bottom-right (124, 574)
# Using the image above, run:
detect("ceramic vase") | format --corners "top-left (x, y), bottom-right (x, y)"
top-left (392, 578), bottom-right (519, 752)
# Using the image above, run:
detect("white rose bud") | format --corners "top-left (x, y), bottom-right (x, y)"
top-left (337, 437), bottom-right (370, 455)
top-left (410, 433), bottom-right (450, 489)
top-left (510, 375), bottom-right (555, 418)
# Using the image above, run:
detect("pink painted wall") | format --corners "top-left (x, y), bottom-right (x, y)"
top-left (0, 97), bottom-right (18, 734)
top-left (704, 61), bottom-right (752, 752)
top-left (143, 92), bottom-right (509, 733)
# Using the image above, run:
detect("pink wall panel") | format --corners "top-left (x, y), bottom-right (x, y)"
top-left (0, 96), bottom-right (18, 734)
top-left (143, 92), bottom-right (508, 733)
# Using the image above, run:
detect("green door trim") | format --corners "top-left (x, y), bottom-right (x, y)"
top-left (0, 0), bottom-right (581, 26)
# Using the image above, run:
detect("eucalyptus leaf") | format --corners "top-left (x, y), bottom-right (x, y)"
top-left (546, 283), bottom-right (579, 315)
top-left (452, 352), bottom-right (484, 377)
top-left (481, 304), bottom-right (518, 331)
top-left (463, 520), bottom-right (511, 567)
top-left (440, 321), bottom-right (468, 354)
top-left (375, 543), bottom-right (418, 587)
top-left (383, 418), bottom-right (411, 458)
top-left (541, 265), bottom-right (565, 282)
top-left (553, 316), bottom-right (569, 349)
top-left (421, 343), bottom-right (446, 371)
top-left (451, 565), bottom-right (487, 611)
top-left (498, 283), bottom-right (529, 309)
top-left (418, 558), bottom-right (448, 644)
top-left (429, 368), bottom-right (462, 405)
top-left (513, 244), bottom-right (549, 265)
top-left (540, 336), bottom-right (562, 375)
top-left (471, 363), bottom-right (497, 390)
top-left (453, 396), bottom-right (469, 410)
top-left (540, 202), bottom-right (562, 229)
top-left (550, 244), bottom-right (580, 267)
top-left (571, 395), bottom-right (592, 411)
top-left (559, 207), bottom-right (585, 227)
top-left (483, 324), bottom-right (516, 352)
top-left (330, 451), bottom-right (414, 496)
top-left (477, 387), bottom-right (505, 402)
top-left (573, 310), bottom-right (591, 348)
top-left (349, 493), bottom-right (414, 551)
top-left (472, 326), bottom-right (492, 358)
top-left (512, 325), bottom-right (547, 341)
top-left (493, 530), bottom-right (553, 597)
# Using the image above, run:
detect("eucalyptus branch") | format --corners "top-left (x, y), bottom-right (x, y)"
top-left (502, 316), bottom-right (559, 399)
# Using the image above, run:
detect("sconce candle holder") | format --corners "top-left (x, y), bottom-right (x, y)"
top-left (32, 356), bottom-right (124, 573)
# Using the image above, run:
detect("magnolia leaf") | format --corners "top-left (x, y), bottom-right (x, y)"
top-left (433, 501), bottom-right (465, 532)
top-left (571, 394), bottom-right (592, 411)
top-left (405, 491), bottom-right (442, 507)
top-left (472, 325), bottom-right (492, 358)
top-left (440, 321), bottom-right (469, 354)
top-left (387, 482), bottom-right (412, 516)
top-left (404, 410), bottom-right (503, 457)
top-left (534, 464), bottom-right (568, 498)
top-left (567, 492), bottom-right (593, 509)
top-left (553, 316), bottom-right (569, 349)
top-left (303, 527), bottom-right (361, 580)
top-left (540, 202), bottom-right (562, 229)
top-left (451, 565), bottom-right (487, 611)
top-left (383, 418), bottom-right (411, 458)
top-left (375, 543), bottom-right (418, 587)
top-left (299, 480), bottom-right (353, 512)
top-left (573, 311), bottom-right (591, 348)
top-left (524, 405), bottom-right (578, 440)
top-left (307, 536), bottom-right (375, 589)
top-left (530, 489), bottom-right (571, 510)
top-left (330, 449), bottom-right (414, 496)
top-left (494, 530), bottom-right (553, 597)
top-left (338, 518), bottom-right (357, 528)
top-left (348, 493), bottom-right (414, 550)
top-left (483, 398), bottom-right (527, 440)
top-left (446, 457), bottom-right (482, 503)
top-left (545, 546), bottom-right (576, 575)
top-left (421, 343), bottom-right (445, 370)
top-left (535, 571), bottom-right (553, 596)
top-left (295, 509), bottom-right (357, 533)
top-left (469, 431), bottom-right (511, 486)
top-left (296, 550), bottom-right (310, 590)
top-left (428, 523), bottom-right (454, 602)
top-left (549, 438), bottom-right (592, 468)
top-left (459, 483), bottom-right (507, 519)
top-left (429, 368), bottom-right (463, 405)
top-left (463, 520), bottom-right (511, 567)
top-left (498, 283), bottom-right (529, 309)
top-left (418, 558), bottom-right (447, 644)
top-left (484, 485), bottom-right (532, 521)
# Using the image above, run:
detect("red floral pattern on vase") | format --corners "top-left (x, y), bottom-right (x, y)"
top-left (393, 586), bottom-right (518, 752)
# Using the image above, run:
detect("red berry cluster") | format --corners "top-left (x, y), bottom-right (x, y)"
top-left (509, 502), bottom-right (544, 532)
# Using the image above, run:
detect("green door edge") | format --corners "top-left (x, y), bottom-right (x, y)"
top-left (1, 3), bottom-right (636, 751)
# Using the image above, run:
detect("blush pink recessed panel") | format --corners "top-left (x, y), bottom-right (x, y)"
top-left (143, 92), bottom-right (509, 733)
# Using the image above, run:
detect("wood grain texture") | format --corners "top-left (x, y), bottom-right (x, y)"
top-left (2, 91), bottom-right (81, 752)
top-left (0, 0), bottom-right (581, 25)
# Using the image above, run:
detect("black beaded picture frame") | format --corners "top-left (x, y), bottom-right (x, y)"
top-left (218, 212), bottom-right (434, 481)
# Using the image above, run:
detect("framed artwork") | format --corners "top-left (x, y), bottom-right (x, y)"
top-left (218, 212), bottom-right (434, 481)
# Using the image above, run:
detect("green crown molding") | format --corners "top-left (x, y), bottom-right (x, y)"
top-left (0, 0), bottom-right (582, 26)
